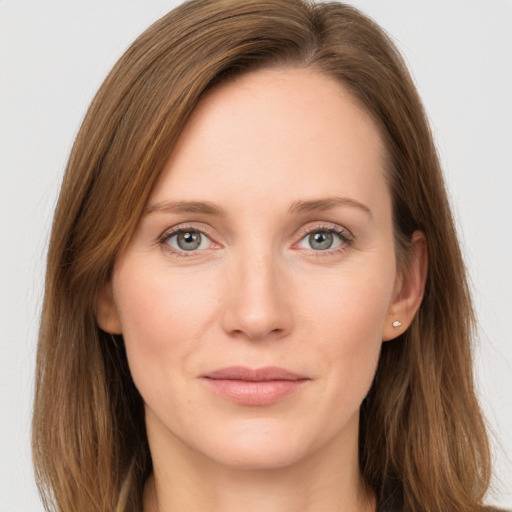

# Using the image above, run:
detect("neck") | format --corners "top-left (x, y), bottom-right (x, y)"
top-left (142, 414), bottom-right (375, 512)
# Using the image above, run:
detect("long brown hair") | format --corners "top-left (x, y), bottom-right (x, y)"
top-left (32, 1), bottom-right (491, 511)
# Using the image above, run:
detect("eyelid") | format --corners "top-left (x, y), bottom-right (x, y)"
top-left (292, 222), bottom-right (354, 255)
top-left (294, 222), bottom-right (354, 243)
top-left (156, 221), bottom-right (354, 257)
top-left (158, 223), bottom-right (220, 256)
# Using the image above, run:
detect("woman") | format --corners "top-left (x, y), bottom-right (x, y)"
top-left (32, 1), bottom-right (492, 511)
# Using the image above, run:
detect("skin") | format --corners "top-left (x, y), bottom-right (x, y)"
top-left (97, 67), bottom-right (427, 512)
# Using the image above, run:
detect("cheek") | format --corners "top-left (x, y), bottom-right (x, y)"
top-left (111, 260), bottom-right (219, 388)
top-left (293, 262), bottom-right (394, 402)
top-left (296, 263), bottom-right (395, 343)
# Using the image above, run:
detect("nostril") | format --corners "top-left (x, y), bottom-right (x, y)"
top-left (230, 325), bottom-right (285, 342)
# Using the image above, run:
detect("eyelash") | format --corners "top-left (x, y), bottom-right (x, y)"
top-left (158, 223), bottom-right (354, 258)
top-left (294, 224), bottom-right (353, 257)
top-left (158, 224), bottom-right (217, 258)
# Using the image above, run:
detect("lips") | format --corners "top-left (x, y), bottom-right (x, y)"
top-left (201, 366), bottom-right (310, 406)
top-left (203, 366), bottom-right (306, 381)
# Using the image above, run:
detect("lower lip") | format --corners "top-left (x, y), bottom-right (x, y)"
top-left (202, 378), bottom-right (309, 406)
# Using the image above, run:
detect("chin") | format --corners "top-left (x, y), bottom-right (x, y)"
top-left (204, 441), bottom-right (308, 471)
top-left (188, 419), bottom-right (325, 471)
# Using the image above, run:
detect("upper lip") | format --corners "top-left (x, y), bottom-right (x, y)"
top-left (202, 366), bottom-right (308, 382)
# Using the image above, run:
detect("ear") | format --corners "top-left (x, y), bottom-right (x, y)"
top-left (383, 231), bottom-right (428, 341)
top-left (95, 282), bottom-right (122, 334)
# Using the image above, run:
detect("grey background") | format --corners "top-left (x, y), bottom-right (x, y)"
top-left (1, 1), bottom-right (511, 510)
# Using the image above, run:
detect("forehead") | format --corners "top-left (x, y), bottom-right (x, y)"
top-left (150, 67), bottom-right (389, 215)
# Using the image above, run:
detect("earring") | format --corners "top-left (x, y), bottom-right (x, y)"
top-left (392, 320), bottom-right (402, 329)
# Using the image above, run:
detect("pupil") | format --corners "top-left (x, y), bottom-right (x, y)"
top-left (177, 231), bottom-right (201, 250)
top-left (309, 231), bottom-right (333, 250)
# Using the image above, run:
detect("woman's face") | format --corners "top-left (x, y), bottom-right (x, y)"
top-left (99, 67), bottom-right (409, 470)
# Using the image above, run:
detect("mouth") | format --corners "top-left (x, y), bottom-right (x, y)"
top-left (200, 366), bottom-right (310, 406)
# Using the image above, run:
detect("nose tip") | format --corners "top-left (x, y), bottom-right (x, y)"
top-left (230, 316), bottom-right (284, 341)
top-left (221, 257), bottom-right (291, 341)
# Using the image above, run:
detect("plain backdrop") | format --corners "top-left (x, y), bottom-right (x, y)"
top-left (1, 1), bottom-right (511, 510)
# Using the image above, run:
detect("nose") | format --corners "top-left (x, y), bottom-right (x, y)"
top-left (221, 249), bottom-right (292, 341)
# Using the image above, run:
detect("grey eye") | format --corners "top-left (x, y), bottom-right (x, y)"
top-left (308, 231), bottom-right (334, 250)
top-left (298, 229), bottom-right (343, 251)
top-left (177, 231), bottom-right (201, 250)
top-left (166, 230), bottom-right (211, 251)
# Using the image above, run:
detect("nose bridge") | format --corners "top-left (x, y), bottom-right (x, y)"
top-left (222, 239), bottom-right (290, 340)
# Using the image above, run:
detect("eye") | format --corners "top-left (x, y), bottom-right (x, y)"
top-left (297, 228), bottom-right (346, 251)
top-left (163, 229), bottom-right (212, 252)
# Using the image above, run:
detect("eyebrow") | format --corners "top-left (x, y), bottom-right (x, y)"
top-left (288, 197), bottom-right (373, 218)
top-left (145, 200), bottom-right (226, 217)
top-left (145, 196), bottom-right (372, 218)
